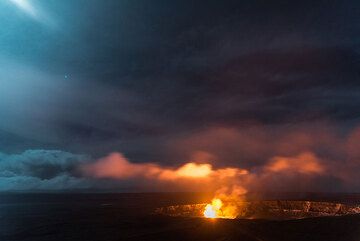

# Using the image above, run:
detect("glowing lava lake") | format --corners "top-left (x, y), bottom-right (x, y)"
top-left (155, 200), bottom-right (360, 220)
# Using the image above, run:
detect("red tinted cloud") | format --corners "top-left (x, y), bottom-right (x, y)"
top-left (83, 152), bottom-right (248, 182)
top-left (265, 152), bottom-right (324, 174)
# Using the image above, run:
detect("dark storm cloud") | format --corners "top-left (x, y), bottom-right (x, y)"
top-left (1, 0), bottom-right (360, 191)
top-left (0, 150), bottom-right (88, 190)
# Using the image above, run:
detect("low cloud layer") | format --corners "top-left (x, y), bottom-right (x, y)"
top-left (81, 151), bottom-right (333, 193)
top-left (265, 152), bottom-right (324, 174)
top-left (2, 122), bottom-right (360, 192)
top-left (0, 150), bottom-right (89, 191)
top-left (82, 152), bottom-right (249, 192)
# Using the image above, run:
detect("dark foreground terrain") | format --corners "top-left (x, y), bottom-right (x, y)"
top-left (1, 193), bottom-right (360, 241)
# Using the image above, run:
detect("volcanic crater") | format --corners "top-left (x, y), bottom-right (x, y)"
top-left (155, 200), bottom-right (360, 220)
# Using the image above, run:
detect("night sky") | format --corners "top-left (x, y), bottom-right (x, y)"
top-left (1, 0), bottom-right (360, 192)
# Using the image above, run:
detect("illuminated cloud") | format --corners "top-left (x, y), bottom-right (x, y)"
top-left (82, 152), bottom-right (248, 182)
top-left (265, 152), bottom-right (325, 175)
top-left (0, 150), bottom-right (89, 191)
top-left (0, 146), bottom-right (357, 192)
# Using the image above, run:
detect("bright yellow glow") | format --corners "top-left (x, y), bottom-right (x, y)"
top-left (204, 204), bottom-right (217, 218)
top-left (175, 163), bottom-right (212, 178)
top-left (203, 198), bottom-right (223, 218)
top-left (212, 198), bottom-right (223, 209)
top-left (203, 198), bottom-right (240, 219)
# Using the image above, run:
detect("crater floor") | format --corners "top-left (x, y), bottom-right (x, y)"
top-left (155, 200), bottom-right (360, 220)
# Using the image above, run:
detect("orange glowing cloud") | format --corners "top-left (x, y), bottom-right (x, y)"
top-left (265, 152), bottom-right (324, 174)
top-left (82, 152), bottom-right (248, 182)
top-left (179, 163), bottom-right (210, 177)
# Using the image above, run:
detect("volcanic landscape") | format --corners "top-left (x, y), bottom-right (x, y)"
top-left (2, 192), bottom-right (360, 241)
top-left (156, 200), bottom-right (360, 220)
top-left (2, 1), bottom-right (360, 241)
